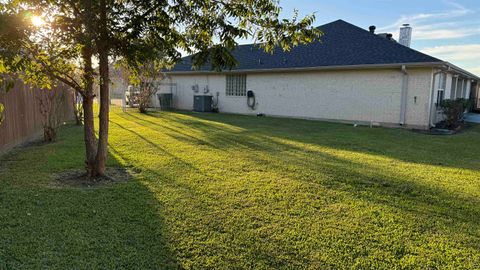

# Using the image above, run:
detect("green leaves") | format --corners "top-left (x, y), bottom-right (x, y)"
top-left (109, 0), bottom-right (322, 72)
top-left (440, 98), bottom-right (470, 129)
top-left (0, 3), bottom-right (84, 93)
top-left (2, 0), bottom-right (322, 93)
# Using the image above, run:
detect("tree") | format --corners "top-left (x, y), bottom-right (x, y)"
top-left (37, 88), bottom-right (66, 142)
top-left (80, 0), bottom-right (322, 177)
top-left (2, 0), bottom-right (322, 178)
top-left (0, 2), bottom-right (99, 177)
top-left (119, 61), bottom-right (165, 113)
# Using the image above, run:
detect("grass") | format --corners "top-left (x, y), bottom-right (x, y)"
top-left (1, 106), bottom-right (480, 269)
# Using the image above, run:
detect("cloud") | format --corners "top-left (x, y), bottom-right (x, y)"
top-left (376, 1), bottom-right (480, 76)
top-left (470, 67), bottom-right (480, 76)
top-left (378, 1), bottom-right (478, 40)
top-left (378, 1), bottom-right (471, 30)
top-left (414, 28), bottom-right (480, 40)
top-left (421, 44), bottom-right (480, 75)
top-left (421, 44), bottom-right (480, 62)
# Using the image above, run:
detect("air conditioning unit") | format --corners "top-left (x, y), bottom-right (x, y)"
top-left (193, 95), bottom-right (213, 112)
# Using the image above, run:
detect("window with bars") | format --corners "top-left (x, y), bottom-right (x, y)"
top-left (226, 75), bottom-right (246, 96)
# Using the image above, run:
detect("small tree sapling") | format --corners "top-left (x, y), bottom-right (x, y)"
top-left (37, 89), bottom-right (66, 142)
top-left (121, 61), bottom-right (165, 113)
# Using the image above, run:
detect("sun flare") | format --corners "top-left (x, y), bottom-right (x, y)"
top-left (31, 15), bottom-right (45, 27)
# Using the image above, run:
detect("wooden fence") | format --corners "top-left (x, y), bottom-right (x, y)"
top-left (0, 80), bottom-right (74, 153)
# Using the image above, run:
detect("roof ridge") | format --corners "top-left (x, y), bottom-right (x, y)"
top-left (330, 19), bottom-right (443, 62)
top-left (170, 19), bottom-right (445, 72)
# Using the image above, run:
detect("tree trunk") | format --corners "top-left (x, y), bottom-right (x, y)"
top-left (95, 0), bottom-right (110, 176)
top-left (81, 44), bottom-right (97, 178)
top-left (43, 126), bottom-right (57, 142)
top-left (95, 49), bottom-right (109, 176)
top-left (83, 95), bottom-right (96, 176)
top-left (139, 104), bottom-right (147, 113)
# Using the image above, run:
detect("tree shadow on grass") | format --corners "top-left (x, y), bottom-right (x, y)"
top-left (149, 111), bottom-right (480, 171)
top-left (250, 142), bottom-right (480, 225)
top-left (110, 112), bottom-right (480, 260)
top-left (0, 124), bottom-right (179, 269)
top-left (119, 112), bottom-right (480, 209)
top-left (115, 113), bottom-right (480, 227)
top-left (120, 112), bottom-right (279, 153)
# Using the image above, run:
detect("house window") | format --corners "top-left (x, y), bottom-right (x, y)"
top-left (226, 74), bottom-right (246, 96)
top-left (436, 73), bottom-right (446, 107)
top-left (462, 80), bottom-right (468, 98)
top-left (450, 77), bottom-right (457, 99)
top-left (456, 79), bottom-right (464, 99)
top-left (438, 73), bottom-right (447, 90)
top-left (436, 90), bottom-right (445, 107)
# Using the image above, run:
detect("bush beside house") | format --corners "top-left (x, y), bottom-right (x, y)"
top-left (440, 98), bottom-right (470, 129)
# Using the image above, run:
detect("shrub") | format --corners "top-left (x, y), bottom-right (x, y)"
top-left (440, 98), bottom-right (469, 129)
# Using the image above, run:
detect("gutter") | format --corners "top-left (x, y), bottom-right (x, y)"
top-left (442, 62), bottom-right (480, 80)
top-left (165, 62), bottom-right (446, 75)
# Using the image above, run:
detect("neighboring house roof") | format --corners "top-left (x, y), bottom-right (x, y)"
top-left (167, 19), bottom-right (478, 79)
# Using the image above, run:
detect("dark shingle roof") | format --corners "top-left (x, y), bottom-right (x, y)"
top-left (169, 19), bottom-right (442, 73)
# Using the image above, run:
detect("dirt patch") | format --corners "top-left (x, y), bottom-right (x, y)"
top-left (53, 167), bottom-right (134, 188)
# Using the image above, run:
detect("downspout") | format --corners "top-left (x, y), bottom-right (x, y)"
top-left (399, 65), bottom-right (409, 125)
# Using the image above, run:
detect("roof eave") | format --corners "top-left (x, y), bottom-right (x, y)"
top-left (441, 62), bottom-right (480, 80)
top-left (164, 62), bottom-right (446, 75)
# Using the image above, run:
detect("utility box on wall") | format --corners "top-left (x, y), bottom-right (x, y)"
top-left (193, 95), bottom-right (213, 112)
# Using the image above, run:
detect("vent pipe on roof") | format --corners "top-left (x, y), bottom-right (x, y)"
top-left (377, 33), bottom-right (396, 42)
top-left (399, 24), bottom-right (412, 47)
top-left (369, 25), bottom-right (376, 34)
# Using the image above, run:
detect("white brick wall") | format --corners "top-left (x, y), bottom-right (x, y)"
top-left (160, 68), bottom-right (434, 128)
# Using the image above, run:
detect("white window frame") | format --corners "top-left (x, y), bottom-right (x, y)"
top-left (226, 74), bottom-right (247, 97)
top-left (462, 80), bottom-right (468, 98)
top-left (450, 76), bottom-right (457, 100)
top-left (436, 73), bottom-right (446, 107)
top-left (456, 79), bottom-right (464, 99)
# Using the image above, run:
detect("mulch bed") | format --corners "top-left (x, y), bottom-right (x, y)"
top-left (53, 167), bottom-right (133, 188)
top-left (412, 122), bottom-right (470, 135)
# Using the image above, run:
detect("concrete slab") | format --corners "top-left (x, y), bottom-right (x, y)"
top-left (464, 113), bottom-right (480, 123)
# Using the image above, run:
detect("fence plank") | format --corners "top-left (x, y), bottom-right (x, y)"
top-left (0, 80), bottom-right (74, 153)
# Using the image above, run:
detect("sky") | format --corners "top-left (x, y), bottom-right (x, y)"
top-left (273, 0), bottom-right (480, 75)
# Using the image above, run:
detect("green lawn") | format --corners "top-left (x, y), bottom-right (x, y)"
top-left (1, 107), bottom-right (480, 269)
